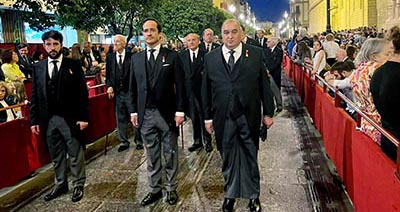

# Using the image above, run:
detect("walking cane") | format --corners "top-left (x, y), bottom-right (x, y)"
top-left (181, 124), bottom-right (184, 149)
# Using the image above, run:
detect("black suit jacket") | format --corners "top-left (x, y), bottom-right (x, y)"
top-left (129, 47), bottom-right (185, 131)
top-left (30, 57), bottom-right (89, 136)
top-left (244, 37), bottom-right (259, 46)
top-left (82, 50), bottom-right (102, 67)
top-left (202, 44), bottom-right (274, 150)
top-left (199, 42), bottom-right (220, 53)
top-left (178, 48), bottom-right (206, 111)
top-left (257, 37), bottom-right (268, 49)
top-left (106, 51), bottom-right (133, 93)
top-left (265, 46), bottom-right (283, 86)
top-left (17, 55), bottom-right (35, 77)
top-left (0, 98), bottom-right (16, 123)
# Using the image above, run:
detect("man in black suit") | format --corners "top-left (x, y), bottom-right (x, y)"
top-left (202, 19), bottom-right (274, 212)
top-left (82, 41), bottom-right (102, 71)
top-left (178, 33), bottom-right (212, 153)
top-left (199, 28), bottom-right (220, 53)
top-left (16, 43), bottom-right (35, 78)
top-left (241, 25), bottom-right (258, 46)
top-left (265, 37), bottom-right (283, 113)
top-left (256, 29), bottom-right (268, 49)
top-left (129, 18), bottom-right (185, 206)
top-left (30, 30), bottom-right (89, 202)
top-left (106, 34), bottom-right (143, 152)
top-left (265, 37), bottom-right (284, 112)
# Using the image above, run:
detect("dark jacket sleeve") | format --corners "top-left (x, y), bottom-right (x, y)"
top-left (174, 52), bottom-right (185, 112)
top-left (201, 54), bottom-right (212, 120)
top-left (105, 54), bottom-right (113, 88)
top-left (261, 52), bottom-right (275, 117)
top-left (128, 56), bottom-right (137, 114)
top-left (76, 61), bottom-right (89, 122)
top-left (29, 64), bottom-right (39, 126)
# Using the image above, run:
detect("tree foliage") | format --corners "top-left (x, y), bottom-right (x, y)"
top-left (12, 0), bottom-right (234, 42)
top-left (154, 0), bottom-right (226, 40)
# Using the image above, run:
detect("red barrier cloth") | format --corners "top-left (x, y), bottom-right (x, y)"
top-left (303, 73), bottom-right (316, 119)
top-left (24, 80), bottom-right (32, 101)
top-left (313, 85), bottom-right (324, 132)
top-left (85, 93), bottom-right (116, 143)
top-left (352, 131), bottom-right (400, 212)
top-left (0, 120), bottom-right (31, 188)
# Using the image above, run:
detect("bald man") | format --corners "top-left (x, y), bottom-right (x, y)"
top-left (106, 34), bottom-right (143, 152)
top-left (202, 19), bottom-right (274, 212)
top-left (179, 33), bottom-right (212, 152)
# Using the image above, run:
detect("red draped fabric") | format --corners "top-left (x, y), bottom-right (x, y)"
top-left (286, 58), bottom-right (400, 211)
top-left (0, 93), bottom-right (116, 189)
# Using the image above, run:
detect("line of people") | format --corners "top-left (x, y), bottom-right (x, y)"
top-left (28, 18), bottom-right (285, 212)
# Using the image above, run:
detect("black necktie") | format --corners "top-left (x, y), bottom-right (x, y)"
top-left (228, 50), bottom-right (235, 73)
top-left (149, 49), bottom-right (156, 70)
top-left (192, 52), bottom-right (196, 63)
top-left (51, 60), bottom-right (58, 79)
top-left (118, 54), bottom-right (123, 70)
top-left (206, 44), bottom-right (210, 52)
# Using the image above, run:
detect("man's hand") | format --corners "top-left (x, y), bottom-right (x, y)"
top-left (31, 125), bottom-right (40, 135)
top-left (175, 116), bottom-right (184, 127)
top-left (76, 121), bottom-right (89, 130)
top-left (205, 122), bottom-right (214, 134)
top-left (263, 116), bottom-right (274, 128)
top-left (107, 87), bottom-right (114, 99)
top-left (131, 114), bottom-right (139, 128)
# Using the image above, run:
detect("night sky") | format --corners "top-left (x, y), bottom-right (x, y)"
top-left (248, 0), bottom-right (290, 23)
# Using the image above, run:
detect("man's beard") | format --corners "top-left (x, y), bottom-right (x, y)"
top-left (47, 50), bottom-right (62, 59)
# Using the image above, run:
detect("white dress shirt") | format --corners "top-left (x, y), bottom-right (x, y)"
top-left (48, 54), bottom-right (63, 78)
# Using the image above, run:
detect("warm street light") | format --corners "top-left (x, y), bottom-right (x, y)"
top-left (239, 14), bottom-right (245, 20)
top-left (284, 11), bottom-right (288, 19)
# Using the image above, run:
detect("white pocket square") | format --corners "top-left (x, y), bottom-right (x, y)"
top-left (162, 64), bottom-right (170, 67)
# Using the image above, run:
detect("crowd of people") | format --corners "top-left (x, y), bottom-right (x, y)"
top-left (3, 18), bottom-right (400, 212)
top-left (21, 17), bottom-right (284, 212)
top-left (285, 25), bottom-right (400, 163)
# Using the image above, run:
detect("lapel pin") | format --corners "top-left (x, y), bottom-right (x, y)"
top-left (162, 55), bottom-right (165, 63)
top-left (245, 49), bottom-right (249, 58)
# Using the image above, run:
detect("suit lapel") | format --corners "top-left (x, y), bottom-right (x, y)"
top-left (151, 48), bottom-right (165, 89)
top-left (137, 51), bottom-right (147, 88)
top-left (231, 46), bottom-right (245, 81)
top-left (216, 48), bottom-right (231, 80)
top-left (40, 60), bottom-right (48, 99)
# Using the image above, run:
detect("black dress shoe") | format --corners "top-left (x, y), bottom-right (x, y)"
top-left (222, 198), bottom-right (235, 212)
top-left (141, 191), bottom-right (163, 206)
top-left (117, 145), bottom-right (129, 152)
top-left (166, 190), bottom-right (178, 205)
top-left (44, 184), bottom-right (69, 201)
top-left (71, 186), bottom-right (84, 202)
top-left (248, 198), bottom-right (262, 212)
top-left (136, 143), bottom-right (144, 150)
top-left (188, 143), bottom-right (203, 152)
top-left (205, 144), bottom-right (213, 153)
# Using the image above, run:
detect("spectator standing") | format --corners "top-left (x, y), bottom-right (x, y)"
top-left (0, 81), bottom-right (16, 123)
top-left (16, 43), bottom-right (35, 78)
top-left (371, 26), bottom-right (400, 161)
top-left (350, 38), bottom-right (391, 144)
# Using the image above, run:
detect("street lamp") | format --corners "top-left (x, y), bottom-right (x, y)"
top-left (326, 0), bottom-right (332, 33)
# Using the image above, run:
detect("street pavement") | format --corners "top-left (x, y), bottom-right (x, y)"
top-left (16, 74), bottom-right (354, 212)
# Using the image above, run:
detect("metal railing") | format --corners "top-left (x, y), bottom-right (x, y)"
top-left (295, 64), bottom-right (400, 179)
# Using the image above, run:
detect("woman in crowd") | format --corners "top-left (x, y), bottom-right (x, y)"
top-left (370, 26), bottom-right (400, 161)
top-left (350, 38), bottom-right (392, 144)
top-left (0, 81), bottom-right (16, 123)
top-left (1, 49), bottom-right (25, 82)
top-left (311, 40), bottom-right (327, 76)
top-left (323, 33), bottom-right (340, 66)
top-left (70, 43), bottom-right (88, 73)
top-left (294, 41), bottom-right (312, 66)
top-left (94, 63), bottom-right (107, 94)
